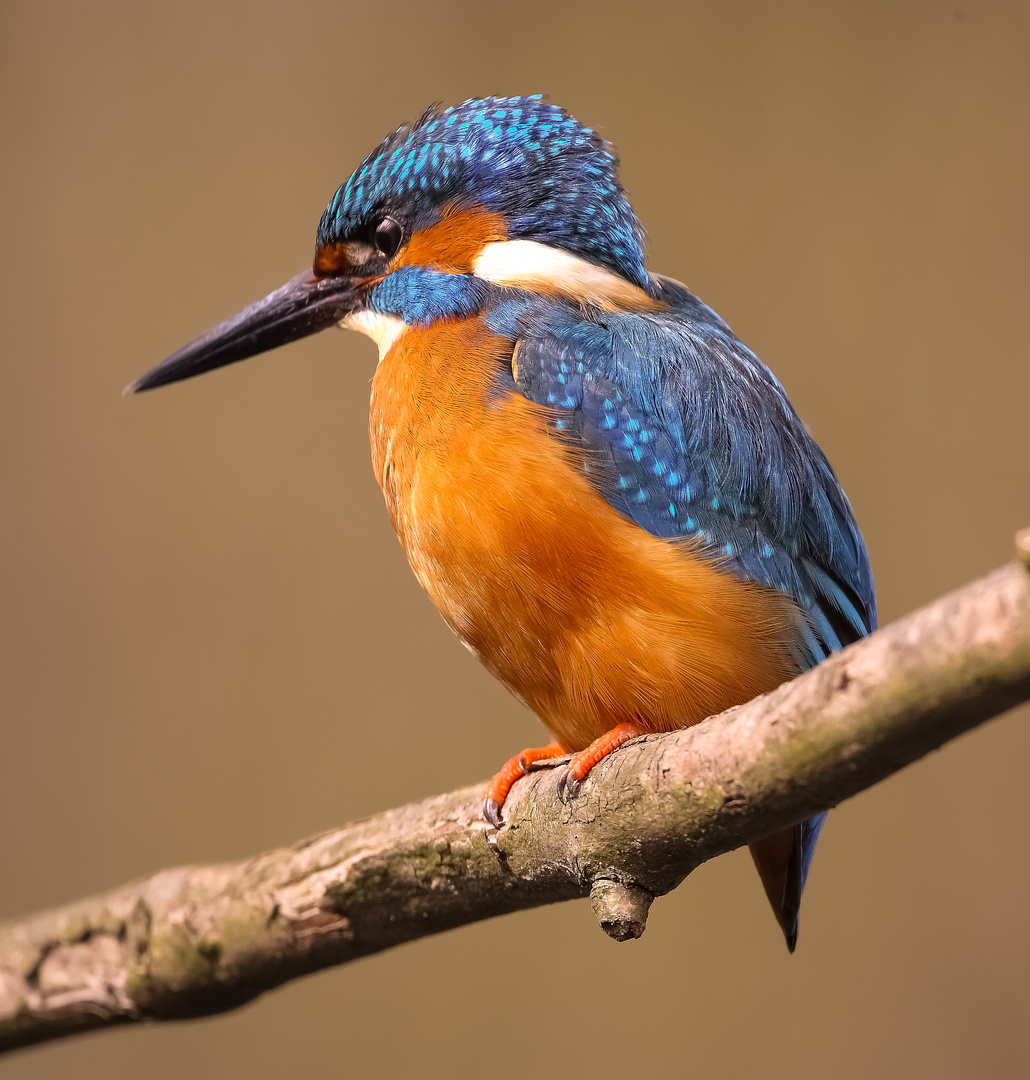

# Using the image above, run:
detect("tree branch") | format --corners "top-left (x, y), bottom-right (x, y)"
top-left (3, 535), bottom-right (1030, 1056)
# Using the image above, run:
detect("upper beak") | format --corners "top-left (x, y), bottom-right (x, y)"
top-left (128, 270), bottom-right (360, 394)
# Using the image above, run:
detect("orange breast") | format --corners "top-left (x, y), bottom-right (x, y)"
top-left (369, 318), bottom-right (802, 751)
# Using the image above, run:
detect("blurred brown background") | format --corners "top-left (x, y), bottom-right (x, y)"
top-left (2, 1), bottom-right (1028, 1077)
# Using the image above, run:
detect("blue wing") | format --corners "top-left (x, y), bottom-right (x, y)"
top-left (488, 277), bottom-right (876, 666)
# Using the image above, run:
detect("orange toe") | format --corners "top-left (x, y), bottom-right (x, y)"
top-left (483, 742), bottom-right (566, 825)
top-left (557, 722), bottom-right (647, 801)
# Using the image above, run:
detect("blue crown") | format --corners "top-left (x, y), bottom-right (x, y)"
top-left (316, 96), bottom-right (648, 287)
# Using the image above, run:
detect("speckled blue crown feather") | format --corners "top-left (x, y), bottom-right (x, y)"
top-left (317, 96), bottom-right (648, 287)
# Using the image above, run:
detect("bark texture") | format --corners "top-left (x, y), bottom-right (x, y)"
top-left (2, 547), bottom-right (1029, 1056)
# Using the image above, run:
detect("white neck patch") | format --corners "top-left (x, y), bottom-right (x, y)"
top-left (472, 240), bottom-right (654, 311)
top-left (340, 310), bottom-right (409, 362)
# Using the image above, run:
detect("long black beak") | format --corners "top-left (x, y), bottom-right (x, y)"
top-left (128, 270), bottom-right (360, 393)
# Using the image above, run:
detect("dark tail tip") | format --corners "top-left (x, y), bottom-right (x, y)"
top-left (749, 824), bottom-right (804, 953)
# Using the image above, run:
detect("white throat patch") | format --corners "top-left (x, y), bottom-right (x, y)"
top-left (340, 310), bottom-right (409, 361)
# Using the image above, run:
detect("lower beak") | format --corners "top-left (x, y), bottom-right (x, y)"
top-left (129, 270), bottom-right (360, 393)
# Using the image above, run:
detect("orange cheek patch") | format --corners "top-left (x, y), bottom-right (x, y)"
top-left (394, 204), bottom-right (507, 273)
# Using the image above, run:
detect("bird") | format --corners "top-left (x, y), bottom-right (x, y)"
top-left (131, 96), bottom-right (875, 951)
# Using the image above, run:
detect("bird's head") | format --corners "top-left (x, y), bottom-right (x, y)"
top-left (131, 96), bottom-right (648, 393)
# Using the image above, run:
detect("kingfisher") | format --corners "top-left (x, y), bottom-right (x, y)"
top-left (131, 96), bottom-right (875, 951)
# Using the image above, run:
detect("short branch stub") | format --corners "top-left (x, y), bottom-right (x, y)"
top-left (590, 879), bottom-right (654, 941)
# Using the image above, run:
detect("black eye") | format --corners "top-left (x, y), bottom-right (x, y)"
top-left (374, 217), bottom-right (403, 258)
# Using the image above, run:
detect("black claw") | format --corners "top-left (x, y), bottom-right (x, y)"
top-left (556, 768), bottom-right (581, 803)
top-left (483, 797), bottom-right (503, 828)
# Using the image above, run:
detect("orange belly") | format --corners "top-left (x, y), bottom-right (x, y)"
top-left (369, 318), bottom-right (801, 751)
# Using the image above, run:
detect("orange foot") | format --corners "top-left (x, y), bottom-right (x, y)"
top-left (556, 722), bottom-right (648, 802)
top-left (483, 742), bottom-right (567, 826)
